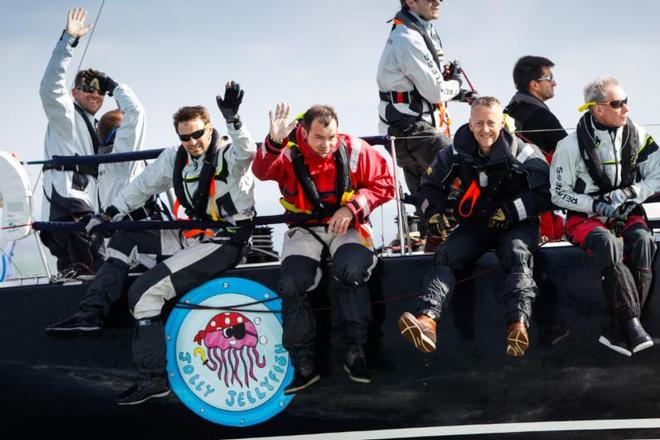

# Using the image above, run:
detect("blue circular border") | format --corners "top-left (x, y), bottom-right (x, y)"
top-left (165, 277), bottom-right (294, 427)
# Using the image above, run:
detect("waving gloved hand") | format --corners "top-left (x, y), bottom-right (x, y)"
top-left (488, 206), bottom-right (512, 230)
top-left (216, 81), bottom-right (244, 128)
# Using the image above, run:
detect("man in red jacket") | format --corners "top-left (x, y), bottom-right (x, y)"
top-left (253, 103), bottom-right (394, 394)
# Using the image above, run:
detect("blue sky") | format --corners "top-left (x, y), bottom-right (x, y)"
top-left (2, 0), bottom-right (660, 271)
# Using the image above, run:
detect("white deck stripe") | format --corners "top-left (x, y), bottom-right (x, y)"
top-left (237, 418), bottom-right (660, 440)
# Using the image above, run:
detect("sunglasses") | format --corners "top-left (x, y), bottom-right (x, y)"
top-left (178, 125), bottom-right (208, 142)
top-left (76, 84), bottom-right (105, 95)
top-left (536, 74), bottom-right (554, 82)
top-left (599, 97), bottom-right (628, 109)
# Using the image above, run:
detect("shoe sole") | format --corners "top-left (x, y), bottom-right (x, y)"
top-left (398, 313), bottom-right (436, 353)
top-left (632, 340), bottom-right (654, 354)
top-left (116, 389), bottom-right (171, 406)
top-left (343, 364), bottom-right (371, 384)
top-left (506, 328), bottom-right (529, 357)
top-left (45, 327), bottom-right (102, 338)
top-left (598, 336), bottom-right (632, 357)
top-left (283, 374), bottom-right (320, 395)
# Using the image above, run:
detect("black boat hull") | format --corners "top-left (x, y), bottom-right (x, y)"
top-left (2, 244), bottom-right (660, 439)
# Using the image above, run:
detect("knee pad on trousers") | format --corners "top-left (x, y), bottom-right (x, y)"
top-left (332, 243), bottom-right (376, 288)
top-left (279, 255), bottom-right (321, 299)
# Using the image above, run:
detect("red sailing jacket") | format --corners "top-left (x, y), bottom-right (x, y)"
top-left (252, 125), bottom-right (394, 224)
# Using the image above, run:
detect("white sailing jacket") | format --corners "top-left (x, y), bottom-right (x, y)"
top-left (97, 84), bottom-right (146, 211)
top-left (550, 119), bottom-right (660, 215)
top-left (376, 11), bottom-right (460, 134)
top-left (110, 123), bottom-right (256, 224)
top-left (40, 32), bottom-right (98, 218)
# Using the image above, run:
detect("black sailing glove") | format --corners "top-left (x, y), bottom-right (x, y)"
top-left (216, 81), bottom-right (244, 129)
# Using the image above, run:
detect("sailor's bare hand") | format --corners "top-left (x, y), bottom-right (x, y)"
top-left (66, 8), bottom-right (93, 38)
top-left (328, 206), bottom-right (354, 236)
top-left (268, 103), bottom-right (297, 145)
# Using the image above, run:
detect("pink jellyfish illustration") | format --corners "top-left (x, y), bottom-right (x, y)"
top-left (193, 312), bottom-right (266, 388)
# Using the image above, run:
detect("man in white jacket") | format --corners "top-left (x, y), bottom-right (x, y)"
top-left (550, 77), bottom-right (660, 356)
top-left (47, 82), bottom-right (256, 406)
top-left (40, 8), bottom-right (142, 275)
top-left (377, 0), bottom-right (471, 248)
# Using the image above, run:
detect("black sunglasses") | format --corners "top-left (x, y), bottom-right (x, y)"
top-left (76, 84), bottom-right (105, 95)
top-left (178, 126), bottom-right (207, 142)
top-left (600, 97), bottom-right (628, 109)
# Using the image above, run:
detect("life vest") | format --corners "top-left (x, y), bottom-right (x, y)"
top-left (575, 114), bottom-right (639, 195)
top-left (280, 127), bottom-right (354, 219)
top-left (172, 131), bottom-right (237, 238)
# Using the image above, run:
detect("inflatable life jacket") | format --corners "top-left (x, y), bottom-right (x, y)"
top-left (0, 151), bottom-right (33, 241)
top-left (279, 124), bottom-right (354, 219)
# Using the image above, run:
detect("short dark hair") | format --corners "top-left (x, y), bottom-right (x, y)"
top-left (172, 106), bottom-right (210, 132)
top-left (302, 105), bottom-right (339, 132)
top-left (513, 55), bottom-right (555, 93)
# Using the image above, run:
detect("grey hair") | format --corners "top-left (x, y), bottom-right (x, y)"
top-left (583, 77), bottom-right (619, 103)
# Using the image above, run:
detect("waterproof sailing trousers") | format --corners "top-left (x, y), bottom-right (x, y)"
top-left (418, 221), bottom-right (539, 324)
top-left (579, 218), bottom-right (656, 323)
top-left (279, 226), bottom-right (377, 370)
top-left (128, 239), bottom-right (244, 379)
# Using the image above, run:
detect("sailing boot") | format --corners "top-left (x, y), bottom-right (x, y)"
top-left (506, 321), bottom-right (529, 357)
top-left (598, 321), bottom-right (632, 357)
top-left (344, 345), bottom-right (371, 384)
top-left (624, 317), bottom-right (654, 354)
top-left (398, 312), bottom-right (437, 353)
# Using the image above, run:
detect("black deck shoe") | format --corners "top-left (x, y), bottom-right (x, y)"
top-left (343, 357), bottom-right (371, 384)
top-left (116, 377), bottom-right (171, 406)
top-left (624, 317), bottom-right (654, 354)
top-left (45, 312), bottom-right (102, 337)
top-left (283, 370), bottom-right (320, 395)
top-left (598, 323), bottom-right (632, 357)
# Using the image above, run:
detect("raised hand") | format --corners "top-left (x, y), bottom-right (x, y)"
top-left (216, 81), bottom-right (244, 122)
top-left (66, 8), bottom-right (93, 38)
top-left (268, 103), bottom-right (298, 145)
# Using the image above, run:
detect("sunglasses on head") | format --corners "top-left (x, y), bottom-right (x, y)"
top-left (178, 125), bottom-right (208, 142)
top-left (599, 97), bottom-right (628, 109)
top-left (76, 84), bottom-right (105, 95)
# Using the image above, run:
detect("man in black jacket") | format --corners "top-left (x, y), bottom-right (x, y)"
top-left (505, 55), bottom-right (567, 158)
top-left (398, 97), bottom-right (552, 357)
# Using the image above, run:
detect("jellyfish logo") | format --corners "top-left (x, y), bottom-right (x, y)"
top-left (193, 312), bottom-right (266, 388)
top-left (166, 277), bottom-right (294, 427)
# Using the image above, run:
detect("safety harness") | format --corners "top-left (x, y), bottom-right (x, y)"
top-left (172, 130), bottom-right (243, 239)
top-left (575, 113), bottom-right (639, 195)
top-left (280, 128), bottom-right (354, 219)
top-left (380, 9), bottom-right (451, 135)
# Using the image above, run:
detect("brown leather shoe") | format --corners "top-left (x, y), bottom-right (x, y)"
top-left (398, 312), bottom-right (437, 353)
top-left (506, 321), bottom-right (529, 357)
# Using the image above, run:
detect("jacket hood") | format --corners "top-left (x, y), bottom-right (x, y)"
top-left (453, 123), bottom-right (517, 164)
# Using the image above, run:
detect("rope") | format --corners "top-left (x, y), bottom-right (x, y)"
top-left (76, 0), bottom-right (106, 73)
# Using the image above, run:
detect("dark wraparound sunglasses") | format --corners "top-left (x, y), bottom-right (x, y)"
top-left (76, 84), bottom-right (105, 95)
top-left (178, 126), bottom-right (207, 142)
top-left (599, 97), bottom-right (628, 109)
